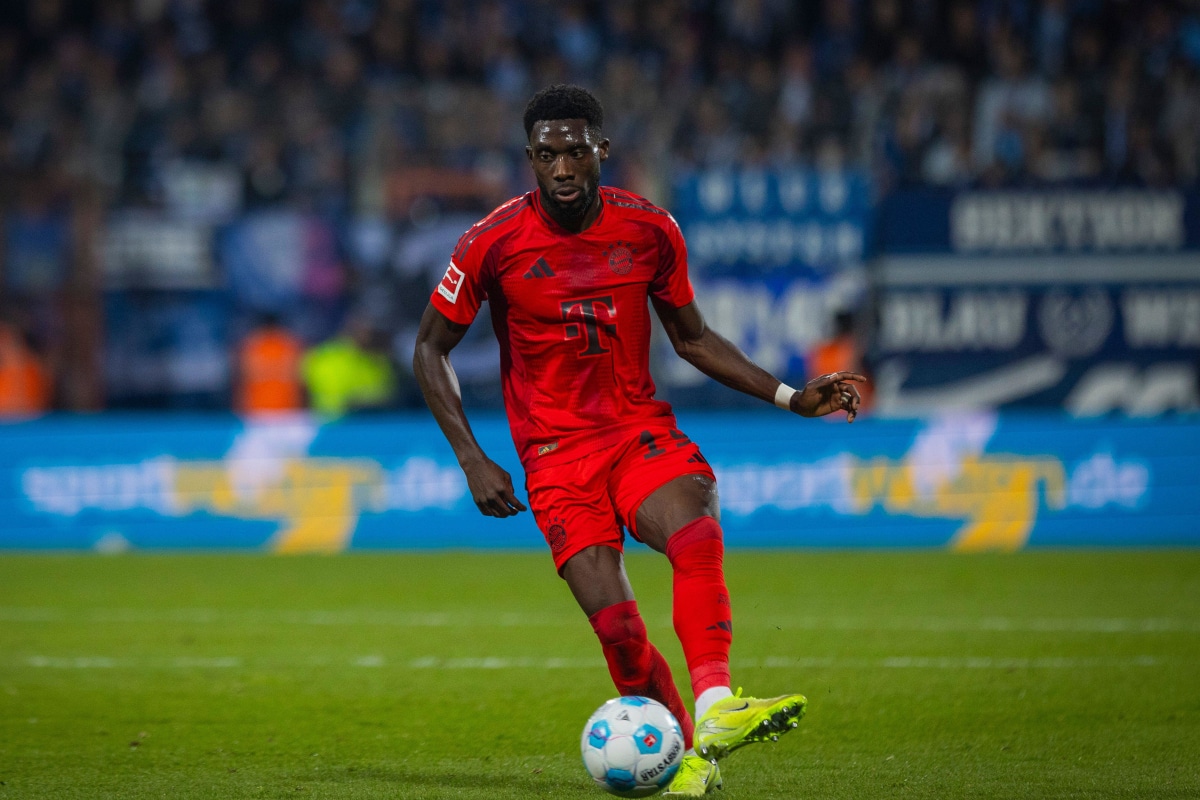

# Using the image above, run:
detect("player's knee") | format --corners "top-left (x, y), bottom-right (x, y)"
top-left (589, 600), bottom-right (648, 646)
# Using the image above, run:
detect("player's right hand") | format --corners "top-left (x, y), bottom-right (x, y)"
top-left (462, 457), bottom-right (528, 517)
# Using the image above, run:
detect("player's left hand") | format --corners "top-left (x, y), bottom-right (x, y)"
top-left (790, 372), bottom-right (867, 422)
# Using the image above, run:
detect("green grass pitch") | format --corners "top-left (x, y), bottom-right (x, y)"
top-left (1, 550), bottom-right (1198, 799)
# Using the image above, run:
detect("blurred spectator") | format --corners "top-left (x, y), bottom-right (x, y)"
top-left (880, 97), bottom-right (933, 190)
top-left (1033, 0), bottom-right (1072, 77)
top-left (922, 107), bottom-right (973, 187)
top-left (778, 40), bottom-right (816, 133)
top-left (1163, 60), bottom-right (1200, 184)
top-left (0, 314), bottom-right (51, 417)
top-left (1103, 64), bottom-right (1138, 175)
top-left (939, 1), bottom-right (989, 84)
top-left (234, 312), bottom-right (305, 416)
top-left (816, 0), bottom-right (861, 80)
top-left (301, 315), bottom-right (397, 417)
top-left (862, 0), bottom-right (904, 66)
top-left (973, 33), bottom-right (1051, 173)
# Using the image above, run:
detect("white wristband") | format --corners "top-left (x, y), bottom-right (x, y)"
top-left (774, 382), bottom-right (796, 411)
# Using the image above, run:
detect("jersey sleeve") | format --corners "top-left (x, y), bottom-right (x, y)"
top-left (429, 237), bottom-right (488, 326)
top-left (649, 213), bottom-right (695, 309)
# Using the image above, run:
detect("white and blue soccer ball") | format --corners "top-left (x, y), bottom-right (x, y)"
top-left (580, 696), bottom-right (685, 797)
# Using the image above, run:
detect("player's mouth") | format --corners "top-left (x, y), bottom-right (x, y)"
top-left (553, 186), bottom-right (582, 203)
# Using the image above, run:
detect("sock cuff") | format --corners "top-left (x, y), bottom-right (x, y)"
top-left (666, 516), bottom-right (723, 564)
top-left (690, 660), bottom-right (732, 697)
top-left (588, 599), bottom-right (646, 644)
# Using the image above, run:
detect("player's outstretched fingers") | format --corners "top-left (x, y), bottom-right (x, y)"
top-left (799, 372), bottom-right (867, 419)
top-left (811, 372), bottom-right (864, 421)
top-left (824, 371), bottom-right (867, 385)
top-left (839, 381), bottom-right (863, 422)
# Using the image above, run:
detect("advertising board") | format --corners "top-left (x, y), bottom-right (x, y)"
top-left (4, 413), bottom-right (1195, 552)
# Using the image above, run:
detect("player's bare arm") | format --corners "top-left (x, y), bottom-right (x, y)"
top-left (412, 303), bottom-right (527, 517)
top-left (653, 298), bottom-right (865, 422)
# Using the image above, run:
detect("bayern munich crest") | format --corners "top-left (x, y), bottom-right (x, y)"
top-left (547, 516), bottom-right (568, 553)
top-left (604, 241), bottom-right (635, 275)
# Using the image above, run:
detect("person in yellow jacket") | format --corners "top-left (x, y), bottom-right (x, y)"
top-left (301, 316), bottom-right (397, 416)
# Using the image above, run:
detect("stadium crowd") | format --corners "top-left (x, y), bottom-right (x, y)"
top-left (2, 0), bottom-right (1199, 411)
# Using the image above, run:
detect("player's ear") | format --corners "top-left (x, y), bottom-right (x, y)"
top-left (597, 138), bottom-right (610, 162)
top-left (525, 145), bottom-right (534, 164)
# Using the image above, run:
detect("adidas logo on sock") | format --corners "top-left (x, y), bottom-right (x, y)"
top-left (523, 257), bottom-right (555, 279)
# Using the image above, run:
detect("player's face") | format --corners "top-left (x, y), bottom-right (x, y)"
top-left (526, 119), bottom-right (609, 230)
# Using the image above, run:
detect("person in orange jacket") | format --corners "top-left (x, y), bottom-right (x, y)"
top-left (0, 318), bottom-right (51, 418)
top-left (234, 312), bottom-right (305, 415)
top-left (808, 310), bottom-right (871, 415)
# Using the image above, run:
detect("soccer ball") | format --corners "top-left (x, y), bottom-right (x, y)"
top-left (580, 696), bottom-right (685, 797)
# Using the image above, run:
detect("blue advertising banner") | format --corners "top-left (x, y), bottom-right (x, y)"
top-left (871, 188), bottom-right (1200, 414)
top-left (873, 256), bottom-right (1200, 413)
top-left (662, 168), bottom-right (872, 397)
top-left (671, 168), bottom-right (872, 278)
top-left (878, 189), bottom-right (1200, 255)
top-left (2, 413), bottom-right (1196, 552)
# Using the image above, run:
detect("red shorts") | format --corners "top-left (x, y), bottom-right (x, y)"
top-left (525, 424), bottom-right (716, 572)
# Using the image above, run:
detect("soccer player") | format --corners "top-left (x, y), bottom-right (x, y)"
top-left (412, 84), bottom-right (864, 797)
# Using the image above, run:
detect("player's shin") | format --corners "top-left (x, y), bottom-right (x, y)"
top-left (588, 599), bottom-right (696, 748)
top-left (666, 517), bottom-right (733, 712)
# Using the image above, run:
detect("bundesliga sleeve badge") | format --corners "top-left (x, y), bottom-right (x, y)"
top-left (437, 261), bottom-right (466, 304)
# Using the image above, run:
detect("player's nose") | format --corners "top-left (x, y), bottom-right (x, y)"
top-left (552, 154), bottom-right (574, 180)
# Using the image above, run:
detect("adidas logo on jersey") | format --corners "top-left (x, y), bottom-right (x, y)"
top-left (523, 257), bottom-right (556, 279)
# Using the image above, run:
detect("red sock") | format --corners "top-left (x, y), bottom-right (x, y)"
top-left (667, 517), bottom-right (733, 700)
top-left (589, 600), bottom-right (695, 748)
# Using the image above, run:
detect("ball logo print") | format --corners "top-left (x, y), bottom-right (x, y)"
top-left (580, 696), bottom-right (684, 797)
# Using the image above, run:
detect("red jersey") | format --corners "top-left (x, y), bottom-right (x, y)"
top-left (430, 187), bottom-right (695, 471)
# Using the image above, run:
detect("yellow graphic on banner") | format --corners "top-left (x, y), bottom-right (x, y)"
top-left (174, 459), bottom-right (385, 553)
top-left (849, 454), bottom-right (1067, 552)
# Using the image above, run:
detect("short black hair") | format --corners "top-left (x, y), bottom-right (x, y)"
top-left (523, 84), bottom-right (604, 139)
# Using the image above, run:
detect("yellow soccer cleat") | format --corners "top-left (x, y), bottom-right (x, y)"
top-left (693, 689), bottom-right (807, 761)
top-left (662, 753), bottom-right (723, 797)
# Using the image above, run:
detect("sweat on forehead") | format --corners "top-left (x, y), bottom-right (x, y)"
top-left (523, 84), bottom-right (604, 138)
top-left (528, 119), bottom-right (598, 143)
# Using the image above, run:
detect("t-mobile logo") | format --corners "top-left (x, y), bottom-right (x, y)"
top-left (560, 296), bottom-right (617, 356)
